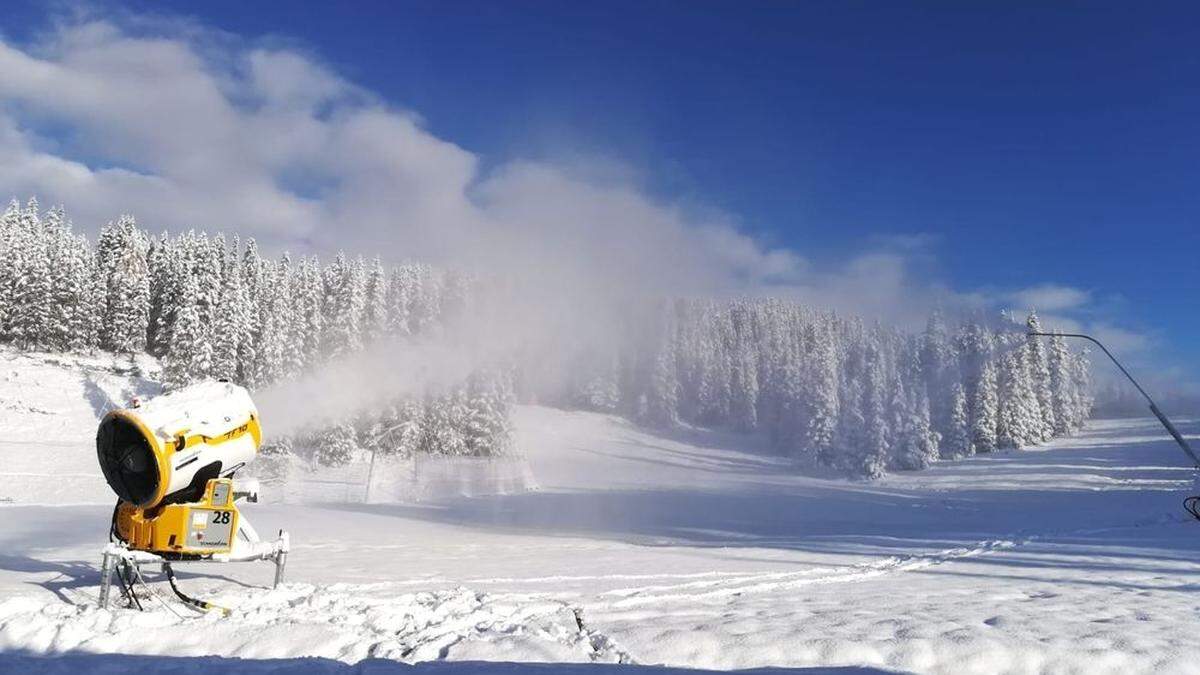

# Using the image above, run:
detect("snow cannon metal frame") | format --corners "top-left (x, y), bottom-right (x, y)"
top-left (95, 381), bottom-right (289, 610)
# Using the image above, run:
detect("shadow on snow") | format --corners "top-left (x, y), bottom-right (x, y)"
top-left (0, 651), bottom-right (895, 675)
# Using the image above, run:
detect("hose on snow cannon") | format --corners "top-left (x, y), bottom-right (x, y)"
top-left (1028, 332), bottom-right (1200, 519)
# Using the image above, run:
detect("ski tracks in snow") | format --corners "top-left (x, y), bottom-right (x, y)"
top-left (587, 512), bottom-right (1185, 609)
top-left (599, 538), bottom-right (1018, 607)
top-left (591, 512), bottom-right (1184, 609)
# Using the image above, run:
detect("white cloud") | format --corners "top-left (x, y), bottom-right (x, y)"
top-left (1006, 284), bottom-right (1091, 312)
top-left (1090, 323), bottom-right (1151, 354)
top-left (0, 17), bottom-right (808, 297)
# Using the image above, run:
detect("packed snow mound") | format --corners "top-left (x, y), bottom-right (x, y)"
top-left (0, 584), bottom-right (634, 666)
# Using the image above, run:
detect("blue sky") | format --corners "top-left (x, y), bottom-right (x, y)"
top-left (2, 1), bottom-right (1197, 390)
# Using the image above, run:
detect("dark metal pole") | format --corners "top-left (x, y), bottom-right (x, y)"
top-left (1028, 331), bottom-right (1199, 468)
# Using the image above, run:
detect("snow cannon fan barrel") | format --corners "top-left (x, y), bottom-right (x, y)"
top-left (97, 381), bottom-right (262, 509)
top-left (97, 381), bottom-right (264, 557)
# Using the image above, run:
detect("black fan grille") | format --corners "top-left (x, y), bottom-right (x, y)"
top-left (96, 415), bottom-right (160, 507)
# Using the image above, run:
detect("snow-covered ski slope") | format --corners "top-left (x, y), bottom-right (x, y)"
top-left (0, 349), bottom-right (160, 505)
top-left (2, 349), bottom-right (1200, 674)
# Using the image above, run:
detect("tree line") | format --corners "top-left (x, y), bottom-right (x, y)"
top-left (565, 299), bottom-right (1092, 477)
top-left (0, 198), bottom-right (1093, 477)
top-left (0, 198), bottom-right (514, 466)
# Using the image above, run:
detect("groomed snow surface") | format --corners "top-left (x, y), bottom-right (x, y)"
top-left (2, 349), bottom-right (1200, 674)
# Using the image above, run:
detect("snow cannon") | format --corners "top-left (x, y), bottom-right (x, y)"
top-left (95, 381), bottom-right (289, 611)
top-left (97, 381), bottom-right (261, 513)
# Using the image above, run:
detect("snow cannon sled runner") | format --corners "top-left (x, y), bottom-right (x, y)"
top-left (95, 381), bottom-right (289, 611)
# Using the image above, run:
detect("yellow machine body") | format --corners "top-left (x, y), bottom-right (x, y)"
top-left (115, 478), bottom-right (240, 556)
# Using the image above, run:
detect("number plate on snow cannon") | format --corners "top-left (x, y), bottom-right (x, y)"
top-left (114, 478), bottom-right (240, 555)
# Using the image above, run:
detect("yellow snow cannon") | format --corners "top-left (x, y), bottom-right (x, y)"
top-left (95, 381), bottom-right (289, 610)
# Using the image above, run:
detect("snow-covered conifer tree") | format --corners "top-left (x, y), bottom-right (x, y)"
top-left (251, 259), bottom-right (294, 386)
top-left (194, 232), bottom-right (224, 337)
top-left (727, 303), bottom-right (760, 432)
top-left (419, 390), bottom-right (468, 456)
top-left (293, 256), bottom-right (324, 370)
top-left (237, 240), bottom-right (264, 385)
top-left (408, 265), bottom-right (442, 336)
top-left (799, 331), bottom-right (840, 464)
top-left (892, 384), bottom-right (940, 471)
top-left (972, 358), bottom-right (999, 453)
top-left (211, 260), bottom-right (248, 381)
top-left (943, 382), bottom-right (972, 458)
top-left (99, 216), bottom-right (151, 354)
top-left (322, 253), bottom-right (366, 359)
top-left (363, 257), bottom-right (389, 346)
top-left (697, 307), bottom-right (733, 424)
top-left (6, 199), bottom-right (52, 349)
top-left (315, 422), bottom-right (358, 467)
top-left (575, 351), bottom-right (622, 412)
top-left (42, 207), bottom-right (76, 351)
top-left (0, 200), bottom-right (20, 338)
top-left (767, 326), bottom-right (807, 457)
top-left (376, 398), bottom-right (424, 457)
top-left (856, 339), bottom-right (891, 477)
top-left (69, 235), bottom-right (102, 352)
top-left (1025, 313), bottom-right (1055, 441)
top-left (386, 266), bottom-right (413, 338)
top-left (146, 233), bottom-right (176, 356)
top-left (1047, 334), bottom-right (1074, 435)
top-left (835, 375), bottom-right (866, 472)
top-left (162, 274), bottom-right (211, 389)
top-left (996, 349), bottom-right (1037, 449)
top-left (920, 310), bottom-right (955, 440)
top-left (462, 368), bottom-right (515, 457)
top-left (1068, 348), bottom-right (1094, 429)
top-left (273, 254), bottom-right (303, 380)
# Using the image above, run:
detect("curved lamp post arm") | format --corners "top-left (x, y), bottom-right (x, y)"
top-left (1028, 332), bottom-right (1199, 468)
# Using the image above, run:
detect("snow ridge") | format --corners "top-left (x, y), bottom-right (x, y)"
top-left (0, 585), bottom-right (639, 667)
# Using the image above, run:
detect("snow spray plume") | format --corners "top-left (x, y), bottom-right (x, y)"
top-left (255, 337), bottom-right (486, 438)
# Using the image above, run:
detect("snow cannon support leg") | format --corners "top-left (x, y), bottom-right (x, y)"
top-left (98, 545), bottom-right (117, 609)
top-left (274, 551), bottom-right (287, 588)
top-left (273, 530), bottom-right (290, 588)
top-left (95, 528), bottom-right (290, 609)
top-left (97, 544), bottom-right (160, 609)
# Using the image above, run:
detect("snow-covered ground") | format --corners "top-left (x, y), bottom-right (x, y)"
top-left (2, 349), bottom-right (1200, 673)
top-left (0, 349), bottom-right (161, 505)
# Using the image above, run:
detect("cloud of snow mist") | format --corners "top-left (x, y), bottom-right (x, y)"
top-left (0, 12), bottom-right (1167, 396)
top-left (254, 338), bottom-right (482, 437)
